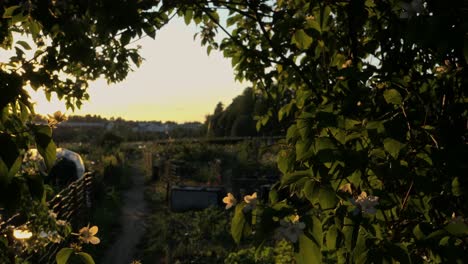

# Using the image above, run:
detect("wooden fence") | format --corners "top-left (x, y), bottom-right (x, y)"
top-left (0, 173), bottom-right (93, 263)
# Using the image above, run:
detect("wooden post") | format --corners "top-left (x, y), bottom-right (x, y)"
top-left (143, 151), bottom-right (153, 179)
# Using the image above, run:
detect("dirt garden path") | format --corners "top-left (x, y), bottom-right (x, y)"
top-left (102, 168), bottom-right (148, 264)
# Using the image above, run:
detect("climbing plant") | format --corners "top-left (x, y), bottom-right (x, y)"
top-left (171, 0), bottom-right (468, 263)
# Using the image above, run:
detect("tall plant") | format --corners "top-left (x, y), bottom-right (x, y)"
top-left (172, 0), bottom-right (468, 262)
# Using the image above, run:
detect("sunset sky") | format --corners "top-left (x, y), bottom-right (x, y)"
top-left (29, 17), bottom-right (245, 123)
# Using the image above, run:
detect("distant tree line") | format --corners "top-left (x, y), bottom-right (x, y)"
top-left (204, 87), bottom-right (292, 137)
top-left (33, 114), bottom-right (204, 143)
top-left (33, 86), bottom-right (292, 142)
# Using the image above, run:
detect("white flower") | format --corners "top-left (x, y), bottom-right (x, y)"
top-left (39, 230), bottom-right (62, 243)
top-left (13, 229), bottom-right (33, 240)
top-left (56, 220), bottom-right (67, 226)
top-left (78, 225), bottom-right (100, 244)
top-left (39, 231), bottom-right (48, 238)
top-left (222, 193), bottom-right (237, 210)
top-left (339, 183), bottom-right (353, 194)
top-left (48, 210), bottom-right (57, 219)
top-left (244, 192), bottom-right (258, 205)
top-left (450, 212), bottom-right (467, 224)
top-left (275, 219), bottom-right (306, 243)
top-left (351, 191), bottom-right (379, 214)
top-left (242, 192), bottom-right (258, 212)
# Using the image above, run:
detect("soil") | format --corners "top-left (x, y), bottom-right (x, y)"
top-left (102, 169), bottom-right (148, 264)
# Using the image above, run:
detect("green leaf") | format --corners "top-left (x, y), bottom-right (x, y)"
top-left (366, 121), bottom-right (385, 134)
top-left (77, 252), bottom-right (95, 264)
top-left (413, 224), bottom-right (425, 240)
top-left (129, 53), bottom-right (142, 67)
top-left (28, 19), bottom-right (42, 38)
top-left (383, 89), bottom-right (402, 105)
top-left (445, 222), bottom-right (468, 236)
top-left (370, 148), bottom-right (386, 159)
top-left (56, 248), bottom-right (73, 264)
top-left (352, 227), bottom-right (369, 263)
top-left (296, 232), bottom-right (321, 264)
top-left (277, 150), bottom-right (294, 174)
top-left (426, 229), bottom-right (446, 240)
top-left (16, 40), bottom-right (32, 50)
top-left (291, 29), bottom-right (313, 50)
top-left (306, 19), bottom-right (321, 33)
top-left (32, 125), bottom-right (57, 170)
top-left (310, 216), bottom-right (323, 247)
top-left (143, 26), bottom-right (156, 39)
top-left (0, 134), bottom-right (20, 180)
top-left (281, 170), bottom-right (311, 186)
top-left (383, 138), bottom-right (405, 159)
top-left (269, 188), bottom-right (279, 203)
top-left (347, 170), bottom-right (362, 188)
top-left (303, 180), bottom-right (319, 205)
top-left (231, 203), bottom-right (247, 244)
top-left (7, 155), bottom-right (22, 178)
top-left (314, 137), bottom-right (336, 153)
top-left (120, 32), bottom-right (132, 46)
top-left (297, 118), bottom-right (312, 140)
top-left (279, 103), bottom-right (293, 121)
top-left (320, 6), bottom-right (332, 32)
top-left (416, 152), bottom-right (432, 165)
top-left (184, 9), bottom-right (193, 25)
top-left (3, 5), bottom-right (20, 18)
top-left (326, 225), bottom-right (338, 250)
top-left (342, 217), bottom-right (356, 251)
top-left (286, 124), bottom-right (299, 141)
top-left (207, 45), bottom-right (213, 55)
top-left (451, 177), bottom-right (462, 197)
top-left (296, 140), bottom-right (313, 161)
top-left (345, 118), bottom-right (361, 130)
top-left (318, 186), bottom-right (337, 210)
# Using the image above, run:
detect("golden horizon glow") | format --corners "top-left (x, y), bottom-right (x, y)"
top-left (29, 18), bottom-right (245, 123)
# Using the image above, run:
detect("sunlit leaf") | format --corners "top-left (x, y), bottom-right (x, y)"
top-left (56, 248), bottom-right (74, 264)
top-left (3, 5), bottom-right (20, 18)
top-left (32, 125), bottom-right (56, 170)
top-left (451, 177), bottom-right (462, 197)
top-left (383, 138), bottom-right (405, 159)
top-left (383, 89), bottom-right (402, 105)
top-left (291, 29), bottom-right (313, 50)
top-left (231, 203), bottom-right (247, 244)
top-left (318, 186), bottom-right (337, 210)
top-left (16, 40), bottom-right (32, 50)
top-left (77, 252), bottom-right (95, 264)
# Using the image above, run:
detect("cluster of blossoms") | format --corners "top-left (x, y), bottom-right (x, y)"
top-left (223, 189), bottom-right (380, 244)
top-left (223, 192), bottom-right (307, 243)
top-left (222, 192), bottom-right (258, 210)
top-left (339, 183), bottom-right (380, 215)
top-left (275, 215), bottom-right (306, 243)
top-left (39, 230), bottom-right (62, 243)
top-left (450, 213), bottom-right (468, 224)
top-left (48, 210), bottom-right (67, 227)
top-left (351, 191), bottom-right (379, 215)
top-left (12, 210), bottom-right (69, 243)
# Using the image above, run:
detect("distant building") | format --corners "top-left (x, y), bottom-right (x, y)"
top-left (58, 122), bottom-right (106, 128)
top-left (132, 122), bottom-right (167, 132)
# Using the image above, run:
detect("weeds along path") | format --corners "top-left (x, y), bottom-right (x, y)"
top-left (102, 166), bottom-right (148, 264)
